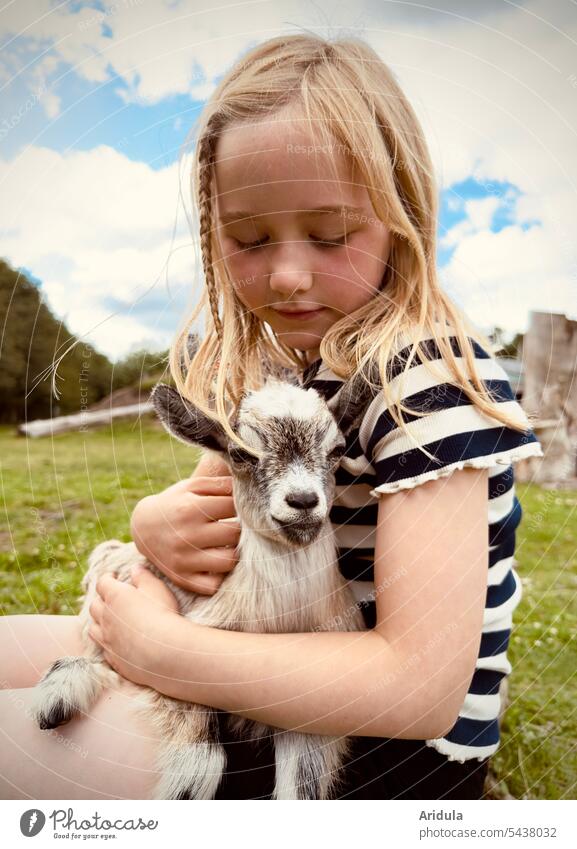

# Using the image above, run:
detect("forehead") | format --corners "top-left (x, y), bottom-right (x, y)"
top-left (214, 109), bottom-right (368, 220)
top-left (238, 383), bottom-right (338, 451)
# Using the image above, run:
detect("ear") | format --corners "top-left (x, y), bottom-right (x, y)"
top-left (327, 365), bottom-right (380, 436)
top-left (149, 383), bottom-right (229, 454)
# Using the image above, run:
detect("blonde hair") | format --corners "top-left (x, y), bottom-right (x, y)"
top-left (170, 34), bottom-right (531, 459)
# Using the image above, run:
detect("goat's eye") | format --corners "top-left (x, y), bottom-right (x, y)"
top-left (328, 445), bottom-right (346, 463)
top-left (228, 447), bottom-right (258, 466)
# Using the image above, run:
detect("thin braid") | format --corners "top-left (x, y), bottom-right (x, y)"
top-left (197, 126), bottom-right (223, 344)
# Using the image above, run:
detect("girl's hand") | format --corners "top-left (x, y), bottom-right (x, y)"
top-left (88, 564), bottom-right (181, 687)
top-left (130, 475), bottom-right (241, 596)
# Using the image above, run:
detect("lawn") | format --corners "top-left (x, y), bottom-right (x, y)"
top-left (0, 418), bottom-right (575, 799)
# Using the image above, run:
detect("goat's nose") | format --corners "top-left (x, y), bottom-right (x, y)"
top-left (285, 490), bottom-right (319, 510)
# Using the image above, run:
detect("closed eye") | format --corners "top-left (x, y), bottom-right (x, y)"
top-left (233, 234), bottom-right (349, 251)
top-left (228, 446), bottom-right (258, 465)
top-left (310, 234), bottom-right (348, 248)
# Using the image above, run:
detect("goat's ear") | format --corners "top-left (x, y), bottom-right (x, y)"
top-left (327, 366), bottom-right (379, 436)
top-left (150, 383), bottom-right (229, 453)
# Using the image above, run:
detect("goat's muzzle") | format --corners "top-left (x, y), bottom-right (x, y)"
top-left (271, 514), bottom-right (325, 546)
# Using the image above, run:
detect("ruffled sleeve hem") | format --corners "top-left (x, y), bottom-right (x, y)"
top-left (369, 440), bottom-right (544, 498)
top-left (424, 737), bottom-right (497, 763)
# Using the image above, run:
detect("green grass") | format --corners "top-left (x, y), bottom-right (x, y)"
top-left (0, 419), bottom-right (575, 799)
top-left (489, 483), bottom-right (577, 800)
top-left (0, 417), bottom-right (201, 615)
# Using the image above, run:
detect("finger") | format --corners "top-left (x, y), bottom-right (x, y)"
top-left (89, 596), bottom-right (104, 623)
top-left (197, 496), bottom-right (240, 523)
top-left (131, 566), bottom-right (180, 611)
top-left (201, 522), bottom-right (241, 549)
top-left (186, 476), bottom-right (234, 496)
top-left (174, 546), bottom-right (238, 574)
top-left (180, 571), bottom-right (224, 596)
top-left (88, 623), bottom-right (103, 647)
top-left (95, 573), bottom-right (119, 600)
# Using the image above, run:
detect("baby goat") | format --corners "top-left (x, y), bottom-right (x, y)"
top-left (31, 373), bottom-right (375, 800)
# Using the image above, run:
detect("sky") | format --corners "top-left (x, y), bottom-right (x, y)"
top-left (1, 0), bottom-right (576, 361)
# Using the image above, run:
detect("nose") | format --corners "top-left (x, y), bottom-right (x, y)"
top-left (269, 267), bottom-right (313, 296)
top-left (285, 490), bottom-right (319, 510)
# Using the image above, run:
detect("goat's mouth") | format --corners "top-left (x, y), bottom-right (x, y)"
top-left (271, 515), bottom-right (324, 544)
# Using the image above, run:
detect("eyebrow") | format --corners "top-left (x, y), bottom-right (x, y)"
top-left (217, 205), bottom-right (366, 224)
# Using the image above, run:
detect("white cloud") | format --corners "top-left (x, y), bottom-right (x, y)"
top-left (0, 145), bottom-right (200, 359)
top-left (440, 223), bottom-right (574, 336)
top-left (439, 196), bottom-right (501, 248)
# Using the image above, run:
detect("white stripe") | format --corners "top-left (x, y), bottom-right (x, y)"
top-left (489, 463), bottom-right (508, 478)
top-left (457, 690), bottom-right (502, 722)
top-left (488, 486), bottom-right (515, 524)
top-left (483, 567), bottom-right (523, 629)
top-left (348, 580), bottom-right (376, 603)
top-left (487, 555), bottom-right (514, 587)
top-left (340, 454), bottom-right (374, 477)
top-left (334, 483), bottom-right (374, 508)
top-left (481, 607), bottom-right (514, 634)
top-left (333, 523), bottom-right (376, 551)
top-left (475, 650), bottom-right (512, 675)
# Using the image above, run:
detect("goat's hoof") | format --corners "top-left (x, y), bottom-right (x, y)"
top-left (35, 700), bottom-right (77, 730)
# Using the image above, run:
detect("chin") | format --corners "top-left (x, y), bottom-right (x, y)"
top-left (273, 331), bottom-right (324, 351)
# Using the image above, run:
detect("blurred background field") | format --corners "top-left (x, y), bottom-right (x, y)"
top-left (0, 418), bottom-right (575, 800)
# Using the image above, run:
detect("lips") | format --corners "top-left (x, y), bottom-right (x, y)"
top-left (273, 307), bottom-right (325, 318)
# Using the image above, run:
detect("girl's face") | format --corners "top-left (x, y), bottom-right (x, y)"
top-left (214, 112), bottom-right (392, 360)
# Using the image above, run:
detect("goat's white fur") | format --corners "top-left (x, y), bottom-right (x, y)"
top-left (30, 378), bottom-right (368, 800)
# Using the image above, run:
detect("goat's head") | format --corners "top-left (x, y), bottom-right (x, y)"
top-left (150, 372), bottom-right (376, 547)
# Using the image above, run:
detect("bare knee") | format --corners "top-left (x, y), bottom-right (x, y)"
top-left (0, 685), bottom-right (163, 800)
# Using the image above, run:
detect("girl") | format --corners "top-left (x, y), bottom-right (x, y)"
top-left (0, 34), bottom-right (543, 801)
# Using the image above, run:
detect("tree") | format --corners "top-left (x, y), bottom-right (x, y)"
top-left (0, 259), bottom-right (114, 422)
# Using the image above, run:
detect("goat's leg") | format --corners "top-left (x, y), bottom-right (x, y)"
top-left (30, 539), bottom-right (141, 731)
top-left (272, 730), bottom-right (352, 800)
top-left (136, 694), bottom-right (226, 800)
top-left (29, 640), bottom-right (119, 730)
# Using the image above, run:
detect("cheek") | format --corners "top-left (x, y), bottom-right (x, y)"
top-left (221, 250), bottom-right (266, 310)
top-left (337, 237), bottom-right (388, 302)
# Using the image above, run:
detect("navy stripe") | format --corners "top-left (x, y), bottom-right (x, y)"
top-left (303, 377), bottom-right (339, 396)
top-left (330, 504), bottom-right (378, 526)
top-left (358, 601), bottom-right (377, 629)
top-left (469, 668), bottom-right (505, 696)
top-left (479, 629), bottom-right (511, 658)
top-left (335, 466), bottom-right (375, 486)
top-left (486, 569), bottom-right (516, 608)
top-left (386, 336), bottom-right (491, 381)
top-left (445, 716), bottom-right (500, 747)
top-left (489, 533), bottom-right (516, 567)
top-left (489, 496), bottom-right (522, 546)
top-left (372, 427), bottom-right (539, 487)
top-left (337, 551), bottom-right (375, 581)
top-left (302, 336), bottom-right (491, 387)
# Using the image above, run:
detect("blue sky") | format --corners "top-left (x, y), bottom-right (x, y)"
top-left (1, 0), bottom-right (575, 360)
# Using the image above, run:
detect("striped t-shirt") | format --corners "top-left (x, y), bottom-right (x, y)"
top-left (300, 329), bottom-right (544, 763)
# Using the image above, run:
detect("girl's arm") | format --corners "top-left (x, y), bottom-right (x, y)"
top-left (92, 467), bottom-right (488, 740)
